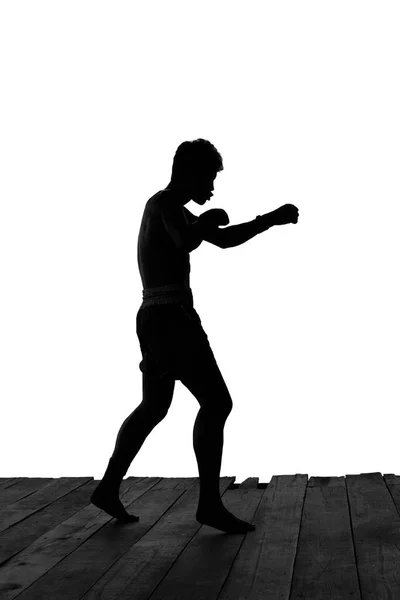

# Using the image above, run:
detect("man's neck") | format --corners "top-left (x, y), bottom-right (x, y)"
top-left (164, 181), bottom-right (191, 206)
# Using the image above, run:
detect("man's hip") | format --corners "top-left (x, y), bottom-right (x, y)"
top-left (136, 302), bottom-right (216, 380)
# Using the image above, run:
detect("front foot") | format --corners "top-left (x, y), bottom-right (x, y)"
top-left (90, 483), bottom-right (139, 523)
top-left (196, 504), bottom-right (255, 534)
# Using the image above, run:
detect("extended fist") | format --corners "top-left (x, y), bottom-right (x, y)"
top-left (198, 208), bottom-right (230, 228)
top-left (270, 204), bottom-right (299, 226)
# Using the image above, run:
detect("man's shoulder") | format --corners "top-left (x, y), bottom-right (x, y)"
top-left (147, 190), bottom-right (186, 221)
top-left (146, 189), bottom-right (171, 212)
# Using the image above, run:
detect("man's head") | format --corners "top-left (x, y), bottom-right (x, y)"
top-left (169, 138), bottom-right (223, 205)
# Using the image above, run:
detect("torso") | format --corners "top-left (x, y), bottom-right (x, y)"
top-left (137, 190), bottom-right (191, 290)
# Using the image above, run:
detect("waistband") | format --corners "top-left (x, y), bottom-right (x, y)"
top-left (140, 283), bottom-right (193, 309)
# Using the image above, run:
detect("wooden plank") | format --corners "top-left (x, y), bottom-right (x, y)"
top-left (1, 472), bottom-right (399, 599)
top-left (124, 477), bottom-right (259, 600)
top-left (13, 477), bottom-right (198, 600)
top-left (0, 480), bottom-right (22, 490)
top-left (384, 474), bottom-right (400, 510)
top-left (219, 474), bottom-right (307, 600)
top-left (289, 475), bottom-right (361, 599)
top-left (80, 476), bottom-right (236, 600)
top-left (0, 478), bottom-right (98, 566)
top-left (0, 477), bottom-right (177, 600)
top-left (347, 472), bottom-right (400, 598)
top-left (0, 478), bottom-right (54, 512)
top-left (0, 477), bottom-right (162, 600)
top-left (384, 473), bottom-right (400, 486)
top-left (238, 477), bottom-right (260, 488)
top-left (0, 477), bottom-right (92, 533)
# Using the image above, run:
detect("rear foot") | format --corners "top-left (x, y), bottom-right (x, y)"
top-left (196, 504), bottom-right (255, 534)
top-left (90, 483), bottom-right (139, 523)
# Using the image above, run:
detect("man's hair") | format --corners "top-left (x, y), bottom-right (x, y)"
top-left (171, 138), bottom-right (223, 181)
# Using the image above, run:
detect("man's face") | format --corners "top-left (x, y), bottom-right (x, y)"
top-left (190, 171), bottom-right (217, 205)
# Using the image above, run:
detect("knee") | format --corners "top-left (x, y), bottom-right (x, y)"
top-left (222, 393), bottom-right (233, 416)
top-left (204, 392), bottom-right (233, 420)
top-left (221, 397), bottom-right (233, 419)
top-left (138, 403), bottom-right (169, 424)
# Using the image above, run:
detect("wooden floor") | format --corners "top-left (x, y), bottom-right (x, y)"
top-left (1, 473), bottom-right (400, 599)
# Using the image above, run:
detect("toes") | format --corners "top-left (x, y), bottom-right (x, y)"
top-left (118, 513), bottom-right (139, 523)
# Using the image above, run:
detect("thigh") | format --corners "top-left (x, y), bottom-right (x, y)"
top-left (136, 303), bottom-right (210, 380)
top-left (137, 304), bottom-right (194, 379)
top-left (179, 347), bottom-right (233, 417)
top-left (141, 371), bottom-right (176, 417)
top-left (136, 303), bottom-right (231, 417)
top-left (136, 305), bottom-right (179, 379)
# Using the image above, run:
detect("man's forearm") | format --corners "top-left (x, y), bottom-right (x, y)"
top-left (183, 212), bottom-right (275, 251)
top-left (221, 213), bottom-right (275, 248)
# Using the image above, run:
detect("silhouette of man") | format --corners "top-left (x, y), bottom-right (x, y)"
top-left (91, 138), bottom-right (299, 533)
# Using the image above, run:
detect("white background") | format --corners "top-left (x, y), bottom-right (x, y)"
top-left (1, 1), bottom-right (399, 483)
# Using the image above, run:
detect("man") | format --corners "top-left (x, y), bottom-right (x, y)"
top-left (91, 138), bottom-right (299, 534)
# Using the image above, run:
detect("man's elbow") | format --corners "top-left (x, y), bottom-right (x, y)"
top-left (187, 237), bottom-right (203, 252)
top-left (218, 229), bottom-right (232, 249)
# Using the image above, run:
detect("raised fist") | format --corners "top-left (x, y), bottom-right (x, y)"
top-left (198, 208), bottom-right (230, 228)
top-left (270, 204), bottom-right (299, 226)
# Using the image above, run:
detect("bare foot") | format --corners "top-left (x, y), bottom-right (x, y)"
top-left (90, 483), bottom-right (139, 523)
top-left (196, 504), bottom-right (255, 534)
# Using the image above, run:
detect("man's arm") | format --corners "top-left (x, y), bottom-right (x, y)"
top-left (202, 214), bottom-right (275, 249)
top-left (161, 203), bottom-right (298, 251)
top-left (203, 204), bottom-right (299, 248)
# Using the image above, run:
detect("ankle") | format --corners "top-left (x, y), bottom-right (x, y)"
top-left (99, 477), bottom-right (121, 494)
top-left (198, 495), bottom-right (223, 509)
